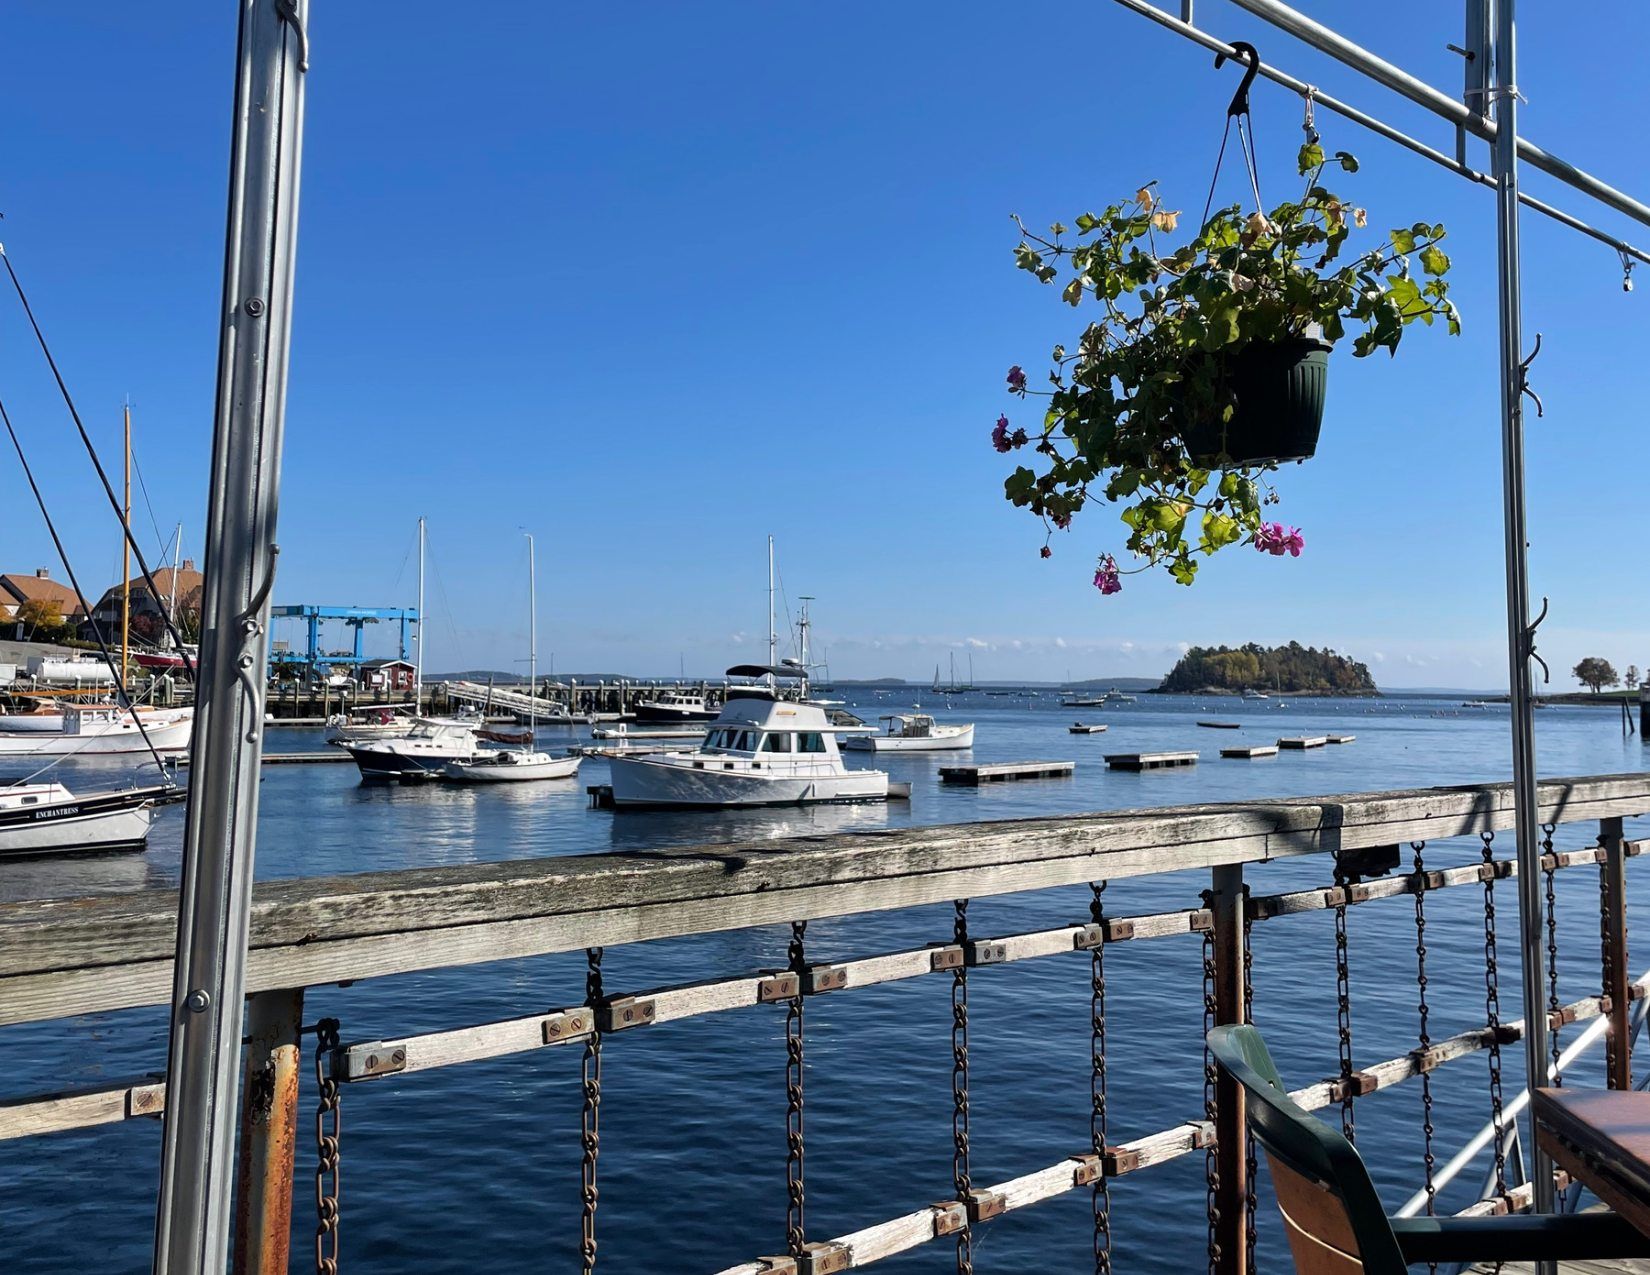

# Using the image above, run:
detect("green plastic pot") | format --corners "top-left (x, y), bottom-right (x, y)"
top-left (1184, 336), bottom-right (1332, 466)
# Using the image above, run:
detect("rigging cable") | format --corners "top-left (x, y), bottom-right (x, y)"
top-left (0, 392), bottom-right (173, 778)
top-left (0, 246), bottom-right (197, 676)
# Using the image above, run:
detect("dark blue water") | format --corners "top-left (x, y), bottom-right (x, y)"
top-left (2, 692), bottom-right (1646, 1272)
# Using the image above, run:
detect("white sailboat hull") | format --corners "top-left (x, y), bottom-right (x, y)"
top-left (443, 753), bottom-right (581, 783)
top-left (842, 724), bottom-right (975, 752)
top-left (607, 754), bottom-right (888, 808)
top-left (0, 713), bottom-right (193, 756)
top-left (0, 784), bottom-right (176, 858)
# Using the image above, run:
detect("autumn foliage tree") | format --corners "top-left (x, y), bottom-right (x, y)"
top-left (15, 598), bottom-right (71, 643)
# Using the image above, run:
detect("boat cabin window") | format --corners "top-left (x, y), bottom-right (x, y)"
top-left (760, 732), bottom-right (794, 753)
top-left (796, 732), bottom-right (826, 754)
top-left (22, 796), bottom-right (38, 805)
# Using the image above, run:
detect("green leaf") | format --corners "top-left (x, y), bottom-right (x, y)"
top-left (1419, 244), bottom-right (1451, 277)
top-left (1390, 228), bottom-right (1416, 254)
top-left (1334, 151), bottom-right (1360, 172)
top-left (1004, 467), bottom-right (1036, 506)
top-left (1062, 278), bottom-right (1084, 306)
top-left (1297, 142), bottom-right (1325, 175)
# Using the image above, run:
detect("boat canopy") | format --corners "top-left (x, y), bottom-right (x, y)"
top-left (725, 663), bottom-right (802, 680)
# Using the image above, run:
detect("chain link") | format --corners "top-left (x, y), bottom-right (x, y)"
top-left (952, 899), bottom-right (973, 1275)
top-left (1411, 843), bottom-right (1438, 1249)
top-left (1332, 859), bottom-right (1355, 1144)
top-left (1090, 883), bottom-right (1112, 1275)
top-left (786, 920), bottom-right (807, 1258)
top-left (1481, 832), bottom-right (1507, 1195)
top-left (1202, 922), bottom-right (1220, 1275)
top-left (313, 1017), bottom-right (341, 1275)
top-left (1542, 823), bottom-right (1563, 1085)
top-left (581, 947), bottom-right (603, 1275)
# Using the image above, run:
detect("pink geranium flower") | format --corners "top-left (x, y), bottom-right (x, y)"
top-left (1255, 523), bottom-right (1306, 557)
top-left (1006, 365), bottom-right (1027, 391)
top-left (1093, 555), bottom-right (1122, 595)
top-left (992, 415), bottom-right (1012, 452)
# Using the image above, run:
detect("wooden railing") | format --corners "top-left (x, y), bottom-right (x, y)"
top-left (2, 770), bottom-right (1647, 1273)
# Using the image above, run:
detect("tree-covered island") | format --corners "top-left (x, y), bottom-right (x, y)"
top-left (1157, 642), bottom-right (1378, 695)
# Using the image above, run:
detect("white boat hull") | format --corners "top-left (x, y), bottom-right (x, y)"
top-left (443, 753), bottom-right (581, 783)
top-left (843, 724), bottom-right (975, 752)
top-left (0, 714), bottom-right (193, 756)
top-left (607, 754), bottom-right (888, 808)
top-left (0, 785), bottom-right (176, 858)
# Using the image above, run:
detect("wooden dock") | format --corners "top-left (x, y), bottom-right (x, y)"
top-left (1197, 721), bottom-right (1242, 730)
top-left (1103, 751), bottom-right (1198, 771)
top-left (1327, 733), bottom-right (1356, 744)
top-left (940, 760), bottom-right (1076, 785)
top-left (1221, 744), bottom-right (1279, 759)
top-left (178, 750), bottom-right (353, 767)
top-left (1278, 736), bottom-right (1329, 749)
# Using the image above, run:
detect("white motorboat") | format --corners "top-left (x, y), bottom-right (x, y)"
top-left (633, 690), bottom-right (720, 723)
top-left (324, 706), bottom-right (414, 744)
top-left (0, 701), bottom-right (191, 736)
top-left (0, 704), bottom-right (193, 756)
top-left (343, 717), bottom-right (479, 781)
top-left (606, 685), bottom-right (888, 808)
top-left (0, 781), bottom-right (183, 858)
top-left (1243, 689), bottom-right (1270, 701)
top-left (842, 713), bottom-right (975, 753)
top-left (444, 750), bottom-right (581, 783)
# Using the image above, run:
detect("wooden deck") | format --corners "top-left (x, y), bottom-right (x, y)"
top-left (1278, 735), bottom-right (1330, 749)
top-left (1104, 750), bottom-right (1198, 770)
top-left (1221, 744), bottom-right (1280, 759)
top-left (939, 760), bottom-right (1076, 784)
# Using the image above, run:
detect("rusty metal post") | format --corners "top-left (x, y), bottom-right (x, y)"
top-left (232, 988), bottom-right (305, 1275)
top-left (1600, 818), bottom-right (1632, 1090)
top-left (1209, 864), bottom-right (1248, 1275)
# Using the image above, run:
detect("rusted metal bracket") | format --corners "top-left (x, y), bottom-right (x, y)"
top-left (128, 1078), bottom-right (166, 1119)
top-left (1188, 909), bottom-right (1215, 933)
top-left (802, 964), bottom-right (849, 995)
top-left (798, 1241), bottom-right (850, 1274)
top-left (1101, 1144), bottom-right (1142, 1175)
top-left (597, 995), bottom-right (656, 1032)
top-left (964, 1189), bottom-right (1006, 1223)
top-left (930, 1200), bottom-right (967, 1236)
top-left (1070, 1153), bottom-right (1103, 1185)
top-left (1328, 1069), bottom-right (1382, 1101)
top-left (928, 944), bottom-right (964, 972)
top-left (1410, 1044), bottom-right (1447, 1075)
top-left (542, 1008), bottom-right (593, 1044)
top-left (965, 940), bottom-right (1007, 967)
top-left (349, 1044), bottom-right (407, 1079)
top-left (755, 1257), bottom-right (798, 1275)
top-left (1073, 918), bottom-right (1136, 949)
top-left (1187, 1119), bottom-right (1216, 1149)
top-left (757, 972), bottom-right (801, 1002)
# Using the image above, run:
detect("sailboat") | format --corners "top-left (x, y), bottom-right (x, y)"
top-left (444, 532), bottom-right (581, 784)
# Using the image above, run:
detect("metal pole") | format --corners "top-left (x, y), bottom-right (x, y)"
top-left (1225, 0), bottom-right (1650, 232)
top-left (231, 987), bottom-right (305, 1275)
top-left (1209, 864), bottom-right (1248, 1275)
top-left (152, 2), bottom-right (307, 1271)
top-left (415, 515), bottom-right (425, 710)
top-left (1487, 0), bottom-right (1556, 1232)
top-left (1600, 817), bottom-right (1632, 1090)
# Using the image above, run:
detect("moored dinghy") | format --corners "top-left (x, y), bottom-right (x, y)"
top-left (443, 750), bottom-right (580, 783)
top-left (842, 712), bottom-right (975, 752)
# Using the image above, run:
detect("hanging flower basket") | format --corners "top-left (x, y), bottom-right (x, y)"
top-left (993, 142), bottom-right (1461, 593)
top-left (1182, 335), bottom-right (1333, 467)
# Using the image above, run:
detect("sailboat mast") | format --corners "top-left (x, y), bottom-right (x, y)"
top-left (121, 403), bottom-right (131, 692)
top-left (415, 517), bottom-right (426, 712)
top-left (525, 531), bottom-right (536, 737)
top-left (167, 523), bottom-right (182, 633)
top-left (767, 534), bottom-right (776, 691)
top-left (798, 595), bottom-right (812, 700)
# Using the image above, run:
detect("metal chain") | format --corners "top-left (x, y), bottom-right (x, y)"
top-left (952, 899), bottom-right (973, 1275)
top-left (312, 1017), bottom-right (341, 1275)
top-left (786, 920), bottom-right (807, 1258)
top-left (1332, 859), bottom-right (1355, 1143)
top-left (1202, 923), bottom-right (1220, 1275)
top-left (1599, 833), bottom-right (1619, 1089)
top-left (1412, 843), bottom-right (1438, 1244)
top-left (1090, 883), bottom-right (1112, 1275)
top-left (1242, 893), bottom-right (1257, 1275)
top-left (1481, 832), bottom-right (1508, 1195)
top-left (581, 947), bottom-right (604, 1275)
top-left (1542, 822), bottom-right (1563, 1085)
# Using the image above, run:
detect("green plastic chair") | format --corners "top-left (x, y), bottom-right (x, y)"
top-left (1207, 1024), bottom-right (1650, 1272)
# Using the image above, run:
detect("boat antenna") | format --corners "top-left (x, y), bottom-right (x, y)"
top-left (0, 247), bottom-right (198, 678)
top-left (415, 516), bottom-right (425, 714)
top-left (767, 534), bottom-right (776, 692)
top-left (524, 530), bottom-right (536, 742)
top-left (0, 392), bottom-right (172, 777)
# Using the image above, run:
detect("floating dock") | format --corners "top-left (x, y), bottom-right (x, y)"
top-left (1327, 734), bottom-right (1356, 744)
top-left (1196, 721), bottom-right (1242, 730)
top-left (591, 726), bottom-right (706, 740)
top-left (1103, 751), bottom-right (1198, 771)
top-left (1068, 724), bottom-right (1108, 734)
top-left (1221, 744), bottom-right (1279, 759)
top-left (1278, 736), bottom-right (1329, 749)
top-left (940, 760), bottom-right (1076, 785)
top-left (178, 750), bottom-right (354, 767)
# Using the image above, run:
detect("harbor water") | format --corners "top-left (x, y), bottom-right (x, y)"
top-left (2, 691), bottom-right (1647, 1272)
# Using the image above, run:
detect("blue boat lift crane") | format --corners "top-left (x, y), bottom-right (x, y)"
top-left (266, 604), bottom-right (417, 679)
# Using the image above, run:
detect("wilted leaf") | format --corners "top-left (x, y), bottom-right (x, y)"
top-left (1151, 209), bottom-right (1181, 232)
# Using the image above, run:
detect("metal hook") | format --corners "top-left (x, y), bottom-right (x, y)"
top-left (1526, 597), bottom-right (1551, 684)
top-left (1518, 332), bottom-right (1544, 419)
top-left (1215, 41), bottom-right (1261, 119)
top-left (1620, 250), bottom-right (1636, 293)
top-left (1302, 84), bottom-right (1320, 144)
top-left (274, 0), bottom-right (310, 73)
top-left (1528, 595), bottom-right (1549, 635)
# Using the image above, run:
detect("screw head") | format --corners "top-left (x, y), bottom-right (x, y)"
top-left (185, 989), bottom-right (211, 1013)
top-left (244, 297), bottom-right (265, 316)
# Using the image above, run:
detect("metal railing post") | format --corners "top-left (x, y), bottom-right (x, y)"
top-left (152, 2), bottom-right (308, 1270)
top-left (1209, 864), bottom-right (1248, 1275)
top-left (1600, 818), bottom-right (1632, 1090)
top-left (232, 988), bottom-right (306, 1275)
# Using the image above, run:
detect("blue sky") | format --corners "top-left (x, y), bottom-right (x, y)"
top-left (0, 3), bottom-right (1644, 689)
